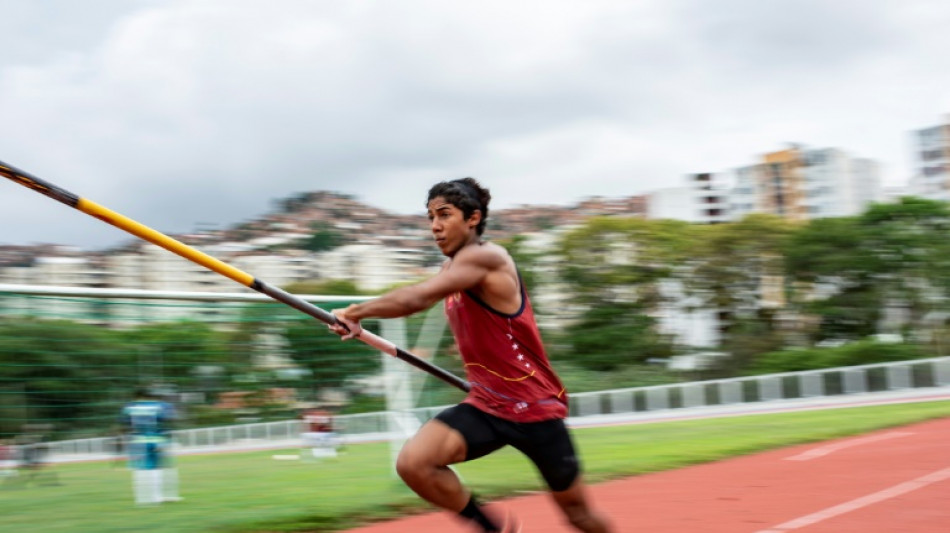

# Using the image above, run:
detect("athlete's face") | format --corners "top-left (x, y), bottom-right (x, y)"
top-left (427, 196), bottom-right (480, 257)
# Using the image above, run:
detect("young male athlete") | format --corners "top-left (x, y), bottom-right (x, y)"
top-left (330, 178), bottom-right (612, 532)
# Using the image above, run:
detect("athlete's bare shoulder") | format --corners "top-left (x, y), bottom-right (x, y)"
top-left (452, 241), bottom-right (509, 270)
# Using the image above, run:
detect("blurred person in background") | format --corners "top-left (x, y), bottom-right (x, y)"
top-left (330, 178), bottom-right (612, 533)
top-left (3, 424), bottom-right (60, 488)
top-left (300, 407), bottom-right (341, 459)
top-left (121, 388), bottom-right (181, 504)
top-left (0, 438), bottom-right (16, 479)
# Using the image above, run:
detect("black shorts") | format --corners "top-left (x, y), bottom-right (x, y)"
top-left (434, 403), bottom-right (580, 492)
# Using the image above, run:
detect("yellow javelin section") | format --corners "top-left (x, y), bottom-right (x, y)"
top-left (76, 198), bottom-right (256, 287)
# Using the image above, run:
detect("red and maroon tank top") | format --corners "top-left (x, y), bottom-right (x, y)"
top-left (444, 278), bottom-right (568, 422)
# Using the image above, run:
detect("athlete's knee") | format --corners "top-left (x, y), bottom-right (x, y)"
top-left (395, 448), bottom-right (418, 481)
top-left (395, 445), bottom-right (437, 483)
top-left (543, 457), bottom-right (580, 492)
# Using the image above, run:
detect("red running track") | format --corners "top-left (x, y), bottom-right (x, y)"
top-left (343, 417), bottom-right (950, 532)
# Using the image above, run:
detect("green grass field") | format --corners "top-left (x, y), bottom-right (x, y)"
top-left (3, 400), bottom-right (949, 533)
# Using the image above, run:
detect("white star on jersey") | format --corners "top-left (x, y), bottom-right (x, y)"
top-left (506, 330), bottom-right (529, 368)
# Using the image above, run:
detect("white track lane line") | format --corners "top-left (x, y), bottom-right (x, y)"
top-left (784, 431), bottom-right (914, 461)
top-left (755, 466), bottom-right (950, 532)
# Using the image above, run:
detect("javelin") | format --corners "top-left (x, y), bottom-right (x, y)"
top-left (0, 159), bottom-right (470, 392)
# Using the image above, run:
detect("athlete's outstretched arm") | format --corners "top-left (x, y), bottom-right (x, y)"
top-left (351, 247), bottom-right (504, 318)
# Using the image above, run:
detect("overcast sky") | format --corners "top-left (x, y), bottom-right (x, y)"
top-left (1, 0), bottom-right (948, 250)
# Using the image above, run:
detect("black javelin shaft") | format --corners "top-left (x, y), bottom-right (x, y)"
top-left (0, 159), bottom-right (470, 392)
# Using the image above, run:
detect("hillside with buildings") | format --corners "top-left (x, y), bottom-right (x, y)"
top-left (3, 112), bottom-right (948, 294)
top-left (0, 190), bottom-right (648, 293)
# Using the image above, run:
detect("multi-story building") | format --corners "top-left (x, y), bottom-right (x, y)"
top-left (692, 173), bottom-right (730, 223)
top-left (729, 165), bottom-right (759, 218)
top-left (800, 149), bottom-right (881, 218)
top-left (730, 145), bottom-right (881, 221)
top-left (647, 173), bottom-right (730, 224)
top-left (0, 242), bottom-right (331, 323)
top-left (646, 187), bottom-right (699, 222)
top-left (761, 147), bottom-right (809, 220)
top-left (909, 117), bottom-right (950, 202)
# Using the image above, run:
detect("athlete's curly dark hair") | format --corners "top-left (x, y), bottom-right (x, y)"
top-left (426, 178), bottom-right (491, 236)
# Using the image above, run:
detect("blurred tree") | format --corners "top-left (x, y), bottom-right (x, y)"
top-left (120, 321), bottom-right (245, 388)
top-left (858, 198), bottom-right (950, 336)
top-left (686, 214), bottom-right (793, 371)
top-left (0, 318), bottom-right (129, 437)
top-left (283, 315), bottom-right (381, 391)
top-left (555, 217), bottom-right (693, 369)
top-left (561, 302), bottom-right (674, 371)
top-left (785, 216), bottom-right (881, 342)
top-left (559, 217), bottom-right (695, 307)
top-left (278, 280), bottom-right (373, 398)
top-left (746, 340), bottom-right (927, 375)
top-left (787, 197), bottom-right (950, 346)
top-left (284, 279), bottom-right (366, 296)
top-left (497, 234), bottom-right (541, 306)
top-left (299, 221), bottom-right (345, 252)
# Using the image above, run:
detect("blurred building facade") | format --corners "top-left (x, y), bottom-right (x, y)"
top-left (908, 117), bottom-right (950, 202)
top-left (646, 173), bottom-right (730, 224)
top-left (729, 145), bottom-right (882, 221)
top-left (647, 145), bottom-right (882, 225)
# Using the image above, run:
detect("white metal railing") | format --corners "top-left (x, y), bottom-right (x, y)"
top-left (45, 356), bottom-right (950, 459)
top-left (567, 356), bottom-right (950, 417)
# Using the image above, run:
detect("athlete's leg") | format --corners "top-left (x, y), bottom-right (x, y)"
top-left (550, 477), bottom-right (613, 533)
top-left (510, 419), bottom-right (613, 533)
top-left (397, 405), bottom-right (510, 531)
top-left (395, 418), bottom-right (468, 511)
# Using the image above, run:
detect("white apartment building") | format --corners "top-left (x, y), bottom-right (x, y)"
top-left (691, 172), bottom-right (730, 224)
top-left (102, 244), bottom-right (321, 293)
top-left (800, 149), bottom-right (881, 218)
top-left (647, 173), bottom-right (729, 224)
top-left (1, 241), bottom-right (434, 297)
top-left (0, 244), bottom-right (330, 323)
top-left (1, 265), bottom-right (33, 285)
top-left (728, 165), bottom-right (759, 219)
top-left (909, 119), bottom-right (950, 202)
top-left (106, 246), bottom-right (230, 292)
top-left (20, 256), bottom-right (105, 287)
top-left (850, 158), bottom-right (882, 210)
top-left (0, 255), bottom-right (104, 289)
top-left (646, 187), bottom-right (699, 221)
top-left (0, 256), bottom-right (106, 321)
top-left (316, 244), bottom-right (436, 292)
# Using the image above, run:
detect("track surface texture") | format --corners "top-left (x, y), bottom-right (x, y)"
top-left (343, 417), bottom-right (950, 532)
